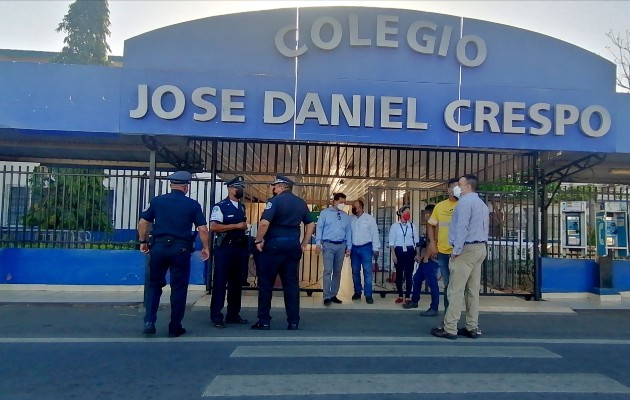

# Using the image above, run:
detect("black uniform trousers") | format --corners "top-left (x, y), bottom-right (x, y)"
top-left (144, 241), bottom-right (192, 331)
top-left (257, 239), bottom-right (302, 325)
top-left (394, 246), bottom-right (416, 298)
top-left (210, 243), bottom-right (249, 323)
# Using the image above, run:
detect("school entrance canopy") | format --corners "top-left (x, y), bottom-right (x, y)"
top-left (1, 7), bottom-right (630, 298)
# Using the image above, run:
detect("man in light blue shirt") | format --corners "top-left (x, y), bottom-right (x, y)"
top-left (315, 193), bottom-right (352, 306)
top-left (432, 174), bottom-right (489, 340)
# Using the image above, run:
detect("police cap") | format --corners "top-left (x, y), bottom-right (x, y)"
top-left (167, 171), bottom-right (192, 184)
top-left (226, 176), bottom-right (245, 188)
top-left (271, 175), bottom-right (294, 186)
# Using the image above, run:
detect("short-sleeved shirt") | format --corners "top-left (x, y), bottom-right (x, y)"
top-left (139, 190), bottom-right (206, 241)
top-left (427, 198), bottom-right (458, 254)
top-left (261, 191), bottom-right (313, 239)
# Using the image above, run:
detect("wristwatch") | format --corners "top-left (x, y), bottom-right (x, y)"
top-left (139, 240), bottom-right (147, 244)
top-left (254, 240), bottom-right (264, 244)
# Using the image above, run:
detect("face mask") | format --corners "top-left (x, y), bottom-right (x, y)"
top-left (351, 207), bottom-right (358, 215)
top-left (452, 186), bottom-right (462, 199)
top-left (337, 202), bottom-right (345, 210)
top-left (401, 212), bottom-right (411, 222)
top-left (235, 189), bottom-right (244, 199)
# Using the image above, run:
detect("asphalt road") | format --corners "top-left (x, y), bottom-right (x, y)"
top-left (1, 304), bottom-right (629, 400)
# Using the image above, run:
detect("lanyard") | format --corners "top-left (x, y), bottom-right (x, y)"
top-left (399, 222), bottom-right (414, 245)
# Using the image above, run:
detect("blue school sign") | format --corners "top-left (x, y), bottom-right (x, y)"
top-left (1, 7), bottom-right (629, 153)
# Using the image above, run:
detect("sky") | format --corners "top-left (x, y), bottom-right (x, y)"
top-left (0, 0), bottom-right (628, 64)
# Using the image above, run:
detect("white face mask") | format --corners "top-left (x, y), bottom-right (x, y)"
top-left (452, 186), bottom-right (462, 199)
top-left (337, 202), bottom-right (345, 210)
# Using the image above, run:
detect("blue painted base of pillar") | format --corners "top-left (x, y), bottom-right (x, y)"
top-left (591, 287), bottom-right (620, 295)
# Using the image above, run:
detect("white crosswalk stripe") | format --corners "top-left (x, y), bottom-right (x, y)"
top-left (203, 373), bottom-right (630, 397)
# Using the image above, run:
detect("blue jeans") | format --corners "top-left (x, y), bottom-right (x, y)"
top-left (350, 243), bottom-right (373, 297)
top-left (436, 252), bottom-right (450, 310)
top-left (410, 259), bottom-right (439, 310)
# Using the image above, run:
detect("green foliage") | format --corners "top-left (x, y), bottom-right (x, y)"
top-left (23, 167), bottom-right (113, 233)
top-left (52, 0), bottom-right (111, 65)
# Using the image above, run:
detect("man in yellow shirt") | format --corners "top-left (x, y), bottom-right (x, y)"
top-left (424, 178), bottom-right (459, 312)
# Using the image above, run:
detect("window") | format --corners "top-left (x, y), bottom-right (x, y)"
top-left (7, 186), bottom-right (28, 226)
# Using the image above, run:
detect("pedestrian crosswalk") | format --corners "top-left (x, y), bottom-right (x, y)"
top-left (202, 340), bottom-right (630, 397)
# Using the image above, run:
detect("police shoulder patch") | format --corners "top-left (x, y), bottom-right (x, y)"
top-left (212, 206), bottom-right (220, 212)
top-left (265, 202), bottom-right (273, 210)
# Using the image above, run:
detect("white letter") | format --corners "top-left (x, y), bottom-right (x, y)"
top-left (296, 93), bottom-right (328, 125)
top-left (555, 104), bottom-right (579, 135)
top-left (503, 102), bottom-right (526, 134)
top-left (376, 15), bottom-right (399, 48)
top-left (311, 17), bottom-right (342, 51)
top-left (349, 14), bottom-right (371, 46)
top-left (406, 98), bottom-right (428, 130)
top-left (580, 105), bottom-right (611, 138)
top-left (407, 20), bottom-right (436, 54)
top-left (437, 25), bottom-right (453, 57)
top-left (528, 103), bottom-right (552, 135)
top-left (152, 85), bottom-right (185, 120)
top-left (264, 91), bottom-right (294, 124)
top-left (275, 24), bottom-right (307, 57)
top-left (381, 96), bottom-right (403, 129)
top-left (365, 96), bottom-right (375, 128)
top-left (456, 35), bottom-right (487, 67)
top-left (331, 94), bottom-right (361, 127)
top-left (221, 89), bottom-right (245, 123)
top-left (192, 87), bottom-right (217, 122)
top-left (130, 84), bottom-right (148, 119)
top-left (474, 101), bottom-right (500, 132)
top-left (444, 100), bottom-right (471, 132)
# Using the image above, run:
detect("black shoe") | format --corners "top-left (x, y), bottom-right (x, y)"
top-left (323, 299), bottom-right (332, 306)
top-left (402, 301), bottom-right (419, 309)
top-left (142, 322), bottom-right (156, 335)
top-left (331, 296), bottom-right (342, 304)
top-left (430, 327), bottom-right (457, 340)
top-left (420, 308), bottom-right (438, 317)
top-left (458, 327), bottom-right (480, 339)
top-left (366, 296), bottom-right (374, 304)
top-left (212, 321), bottom-right (226, 329)
top-left (287, 323), bottom-right (299, 331)
top-left (168, 327), bottom-right (187, 338)
top-left (351, 293), bottom-right (361, 300)
top-left (250, 321), bottom-right (270, 330)
top-left (225, 317), bottom-right (249, 324)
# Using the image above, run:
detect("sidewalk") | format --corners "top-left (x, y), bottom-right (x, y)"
top-left (2, 284), bottom-right (630, 313)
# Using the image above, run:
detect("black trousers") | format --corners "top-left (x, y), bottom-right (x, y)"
top-left (256, 240), bottom-right (302, 325)
top-left (210, 244), bottom-right (249, 323)
top-left (394, 246), bottom-right (415, 298)
top-left (144, 242), bottom-right (192, 331)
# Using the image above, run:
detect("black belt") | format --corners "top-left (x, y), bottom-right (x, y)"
top-left (154, 237), bottom-right (190, 244)
top-left (223, 238), bottom-right (247, 246)
top-left (323, 240), bottom-right (345, 245)
top-left (465, 241), bottom-right (486, 245)
top-left (267, 237), bottom-right (298, 241)
top-left (353, 242), bottom-right (372, 248)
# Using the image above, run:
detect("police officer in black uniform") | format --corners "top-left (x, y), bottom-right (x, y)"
top-left (251, 175), bottom-right (315, 330)
top-left (209, 176), bottom-right (249, 328)
top-left (138, 171), bottom-right (210, 337)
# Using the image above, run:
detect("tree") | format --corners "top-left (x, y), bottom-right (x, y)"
top-left (606, 29), bottom-right (630, 92)
top-left (23, 167), bottom-right (113, 233)
top-left (53, 0), bottom-right (111, 65)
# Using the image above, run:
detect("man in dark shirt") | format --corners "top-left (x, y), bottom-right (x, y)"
top-left (138, 171), bottom-right (210, 338)
top-left (209, 176), bottom-right (249, 328)
top-left (251, 175), bottom-right (315, 330)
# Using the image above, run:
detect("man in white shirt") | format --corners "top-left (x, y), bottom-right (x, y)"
top-left (349, 199), bottom-right (381, 304)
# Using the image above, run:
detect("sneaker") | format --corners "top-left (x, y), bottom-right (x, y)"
top-left (420, 309), bottom-right (438, 317)
top-left (142, 322), bottom-right (156, 335)
top-left (287, 323), bottom-right (299, 331)
top-left (331, 296), bottom-right (343, 304)
top-left (402, 301), bottom-right (419, 309)
top-left (394, 297), bottom-right (404, 304)
top-left (365, 296), bottom-right (374, 304)
top-left (351, 293), bottom-right (361, 300)
top-left (458, 327), bottom-right (480, 339)
top-left (250, 321), bottom-right (271, 330)
top-left (430, 327), bottom-right (457, 340)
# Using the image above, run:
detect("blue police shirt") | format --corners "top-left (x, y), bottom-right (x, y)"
top-left (140, 190), bottom-right (207, 241)
top-left (260, 191), bottom-right (313, 239)
top-left (210, 198), bottom-right (247, 241)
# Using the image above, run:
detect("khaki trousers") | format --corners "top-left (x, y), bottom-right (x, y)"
top-left (443, 243), bottom-right (487, 335)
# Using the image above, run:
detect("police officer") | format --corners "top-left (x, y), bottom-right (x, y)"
top-left (251, 175), bottom-right (315, 330)
top-left (209, 176), bottom-right (249, 328)
top-left (138, 171), bottom-right (210, 338)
